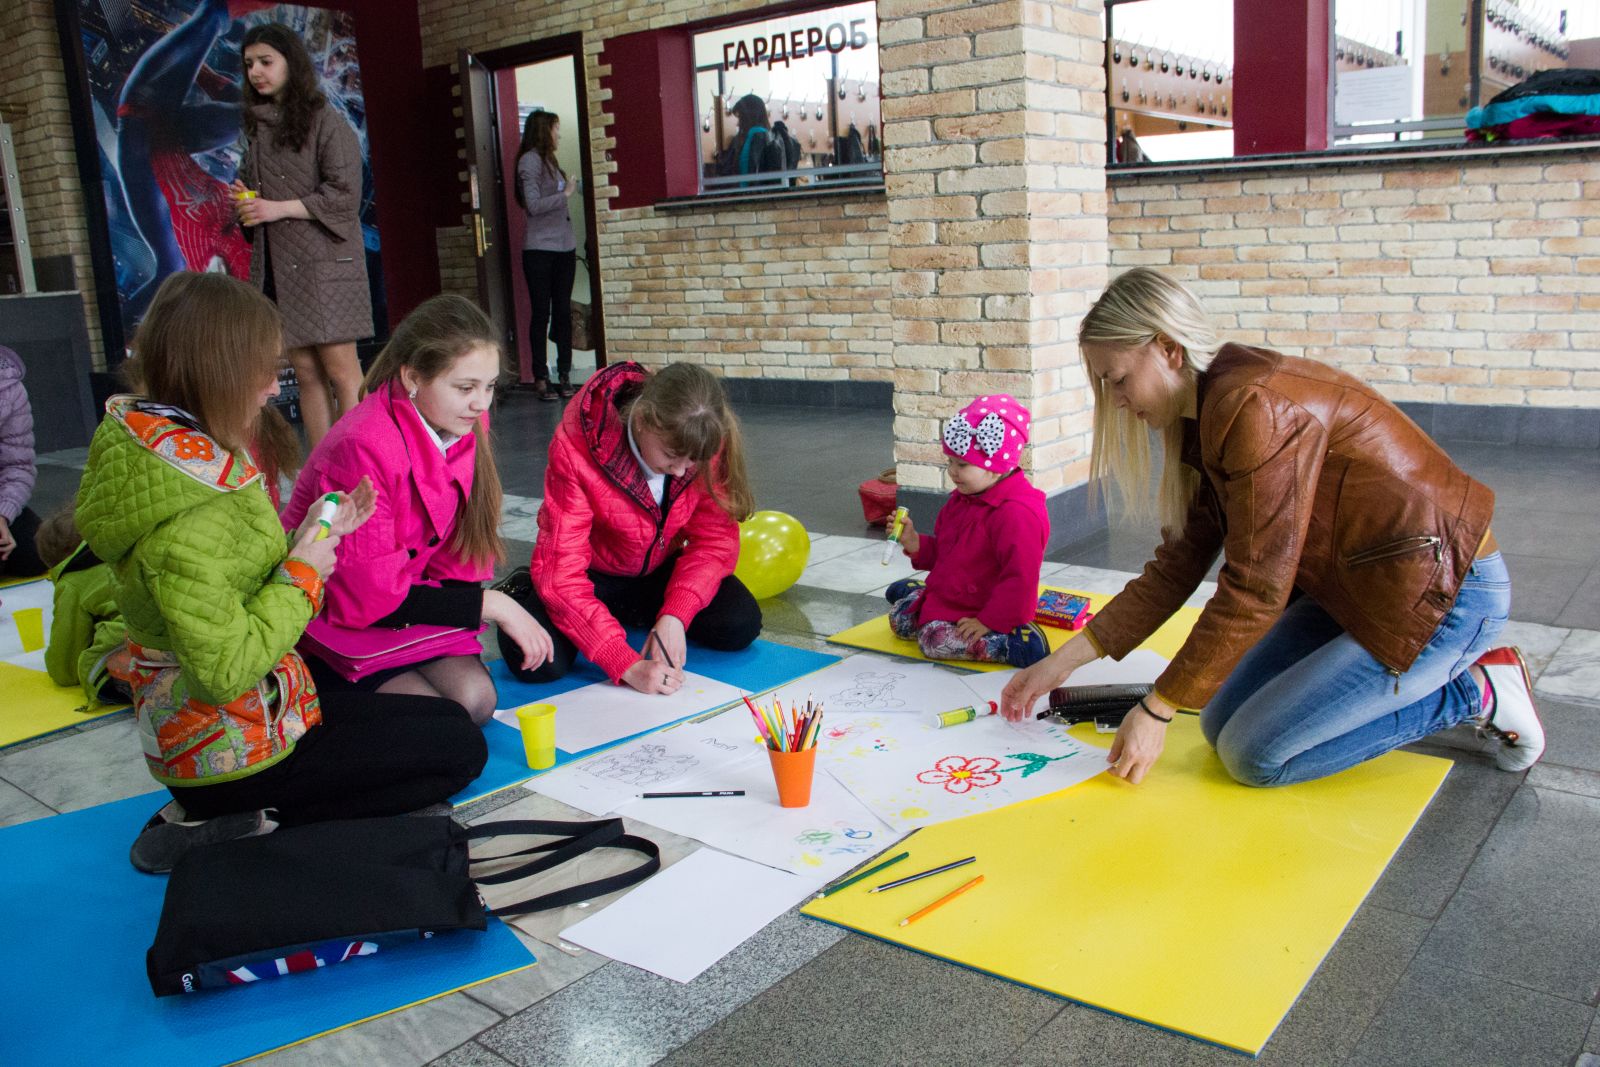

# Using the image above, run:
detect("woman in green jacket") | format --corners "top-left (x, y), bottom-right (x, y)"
top-left (76, 272), bottom-right (487, 872)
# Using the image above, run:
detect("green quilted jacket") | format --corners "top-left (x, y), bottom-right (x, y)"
top-left (75, 398), bottom-right (324, 784)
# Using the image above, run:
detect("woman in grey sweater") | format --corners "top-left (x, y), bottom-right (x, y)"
top-left (514, 111), bottom-right (578, 401)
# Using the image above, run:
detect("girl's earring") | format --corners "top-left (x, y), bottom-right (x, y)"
top-left (408, 387), bottom-right (418, 400)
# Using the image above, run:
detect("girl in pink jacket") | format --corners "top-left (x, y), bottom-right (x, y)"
top-left (885, 395), bottom-right (1051, 667)
top-left (283, 295), bottom-right (552, 724)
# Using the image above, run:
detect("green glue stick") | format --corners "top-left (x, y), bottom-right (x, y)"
top-left (932, 700), bottom-right (998, 729)
top-left (313, 493), bottom-right (339, 541)
top-left (881, 506), bottom-right (909, 565)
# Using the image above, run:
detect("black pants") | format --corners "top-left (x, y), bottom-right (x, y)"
top-left (498, 555), bottom-right (762, 684)
top-left (0, 506), bottom-right (45, 578)
top-left (172, 692), bottom-right (487, 826)
top-left (522, 248), bottom-right (576, 383)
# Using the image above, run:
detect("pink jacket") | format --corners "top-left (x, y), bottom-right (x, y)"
top-left (908, 471), bottom-right (1050, 633)
top-left (282, 381), bottom-right (488, 658)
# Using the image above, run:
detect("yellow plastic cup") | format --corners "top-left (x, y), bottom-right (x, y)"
top-left (234, 188), bottom-right (257, 201)
top-left (515, 703), bottom-right (557, 770)
top-left (13, 607), bottom-right (44, 653)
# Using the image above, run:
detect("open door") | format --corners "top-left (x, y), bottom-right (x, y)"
top-left (459, 50), bottom-right (512, 348)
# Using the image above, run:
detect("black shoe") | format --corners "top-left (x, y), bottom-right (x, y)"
top-left (885, 577), bottom-right (926, 605)
top-left (557, 376), bottom-right (576, 399)
top-left (1005, 622), bottom-right (1050, 668)
top-left (129, 801), bottom-right (277, 874)
top-left (492, 566), bottom-right (534, 605)
top-left (533, 379), bottom-right (558, 402)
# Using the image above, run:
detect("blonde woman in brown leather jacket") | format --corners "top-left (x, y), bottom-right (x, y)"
top-left (1002, 268), bottom-right (1543, 786)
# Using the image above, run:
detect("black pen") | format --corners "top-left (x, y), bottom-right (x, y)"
top-left (638, 790), bottom-right (744, 799)
top-left (645, 629), bottom-right (678, 671)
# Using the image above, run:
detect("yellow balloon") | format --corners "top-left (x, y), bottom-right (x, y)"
top-left (734, 510), bottom-right (811, 600)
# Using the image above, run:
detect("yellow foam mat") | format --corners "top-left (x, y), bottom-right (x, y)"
top-left (827, 586), bottom-right (1202, 670)
top-left (803, 717), bottom-right (1449, 1055)
top-left (0, 663), bottom-right (127, 748)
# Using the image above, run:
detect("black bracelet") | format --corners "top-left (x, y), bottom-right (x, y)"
top-left (1137, 697), bottom-right (1173, 724)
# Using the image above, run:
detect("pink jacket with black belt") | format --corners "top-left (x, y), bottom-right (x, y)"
top-left (282, 381), bottom-right (489, 660)
top-left (908, 470), bottom-right (1050, 633)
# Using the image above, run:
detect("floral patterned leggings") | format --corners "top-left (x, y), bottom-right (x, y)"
top-left (889, 587), bottom-right (1016, 665)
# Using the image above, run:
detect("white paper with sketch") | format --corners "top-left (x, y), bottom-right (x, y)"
top-left (754, 652), bottom-right (978, 715)
top-left (528, 718), bottom-right (761, 816)
top-left (491, 672), bottom-right (747, 754)
top-left (559, 848), bottom-right (823, 983)
top-left (958, 648), bottom-right (1171, 716)
top-left (615, 740), bottom-right (902, 878)
top-left (818, 710), bottom-right (1109, 832)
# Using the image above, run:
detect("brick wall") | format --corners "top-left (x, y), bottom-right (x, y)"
top-left (421, 0), bottom-right (892, 383)
top-left (1109, 155), bottom-right (1600, 407)
top-left (1, 1), bottom-right (104, 360)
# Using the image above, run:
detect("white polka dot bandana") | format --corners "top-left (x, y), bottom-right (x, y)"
top-left (942, 393), bottom-right (1031, 473)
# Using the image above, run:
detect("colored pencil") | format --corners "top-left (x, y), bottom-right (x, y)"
top-left (899, 874), bottom-right (984, 927)
top-left (639, 790), bottom-right (744, 799)
top-left (812, 851), bottom-right (910, 899)
top-left (743, 696), bottom-right (773, 747)
top-left (868, 855), bottom-right (977, 892)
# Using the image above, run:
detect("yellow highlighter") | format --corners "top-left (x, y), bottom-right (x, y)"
top-left (313, 493), bottom-right (339, 541)
top-left (881, 506), bottom-right (909, 565)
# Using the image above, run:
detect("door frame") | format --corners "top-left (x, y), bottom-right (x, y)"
top-left (465, 33), bottom-right (607, 374)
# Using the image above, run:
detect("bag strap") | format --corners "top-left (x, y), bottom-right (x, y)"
top-left (459, 818), bottom-right (662, 917)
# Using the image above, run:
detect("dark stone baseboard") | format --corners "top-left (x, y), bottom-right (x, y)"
top-left (723, 377), bottom-right (892, 411)
top-left (897, 479), bottom-right (1108, 556)
top-left (1398, 401), bottom-right (1600, 450)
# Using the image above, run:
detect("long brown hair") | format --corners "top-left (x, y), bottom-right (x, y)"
top-left (132, 272), bottom-right (285, 454)
top-left (241, 24), bottom-right (326, 153)
top-left (629, 363), bottom-right (754, 521)
top-left (513, 110), bottom-right (564, 210)
top-left (363, 295), bottom-right (506, 567)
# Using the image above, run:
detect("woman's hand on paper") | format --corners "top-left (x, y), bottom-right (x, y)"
top-left (998, 633), bottom-right (1096, 722)
top-left (649, 614), bottom-right (688, 673)
top-left (623, 658), bottom-right (683, 695)
top-left (1106, 692), bottom-right (1173, 785)
top-left (484, 589), bottom-right (554, 670)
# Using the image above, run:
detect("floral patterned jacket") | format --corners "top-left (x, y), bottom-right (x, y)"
top-left (75, 397), bottom-right (324, 786)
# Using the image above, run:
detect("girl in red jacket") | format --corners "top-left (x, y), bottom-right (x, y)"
top-left (500, 361), bottom-right (760, 694)
top-left (885, 395), bottom-right (1051, 668)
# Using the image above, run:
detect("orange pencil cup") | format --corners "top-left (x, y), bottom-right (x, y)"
top-left (767, 747), bottom-right (817, 808)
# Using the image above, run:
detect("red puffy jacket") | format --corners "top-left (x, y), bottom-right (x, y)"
top-left (531, 363), bottom-right (740, 681)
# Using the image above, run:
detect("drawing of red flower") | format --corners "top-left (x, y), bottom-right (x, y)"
top-left (916, 755), bottom-right (1004, 794)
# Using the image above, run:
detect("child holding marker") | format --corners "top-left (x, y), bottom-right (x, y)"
top-left (283, 295), bottom-right (553, 725)
top-left (884, 394), bottom-right (1051, 668)
top-left (500, 361), bottom-right (761, 694)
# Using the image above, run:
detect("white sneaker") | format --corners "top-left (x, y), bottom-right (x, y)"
top-left (1472, 647), bottom-right (1545, 773)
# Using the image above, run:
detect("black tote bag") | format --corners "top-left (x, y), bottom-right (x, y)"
top-left (147, 815), bottom-right (658, 996)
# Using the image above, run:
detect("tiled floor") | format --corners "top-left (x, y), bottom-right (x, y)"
top-left (4, 404), bottom-right (1598, 1066)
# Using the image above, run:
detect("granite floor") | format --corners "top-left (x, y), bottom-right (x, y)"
top-left (5, 401), bottom-right (1598, 1066)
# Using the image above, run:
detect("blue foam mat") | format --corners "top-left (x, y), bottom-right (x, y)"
top-left (462, 636), bottom-right (838, 803)
top-left (0, 792), bottom-right (535, 1066)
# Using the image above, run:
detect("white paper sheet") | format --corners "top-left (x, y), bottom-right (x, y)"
top-left (616, 742), bottom-right (902, 878)
top-left (559, 848), bottom-right (822, 983)
top-left (958, 649), bottom-right (1171, 717)
top-left (753, 652), bottom-right (979, 717)
top-left (0, 579), bottom-right (54, 663)
top-left (528, 718), bottom-right (765, 816)
top-left (491, 672), bottom-right (747, 754)
top-left (819, 710), bottom-right (1109, 831)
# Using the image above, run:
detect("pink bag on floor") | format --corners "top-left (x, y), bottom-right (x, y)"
top-left (298, 617), bottom-right (486, 681)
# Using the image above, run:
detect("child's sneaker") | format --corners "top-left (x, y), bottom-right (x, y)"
top-left (1469, 647), bottom-right (1545, 772)
top-left (1005, 621), bottom-right (1050, 668)
top-left (884, 577), bottom-right (925, 604)
top-left (129, 801), bottom-right (277, 874)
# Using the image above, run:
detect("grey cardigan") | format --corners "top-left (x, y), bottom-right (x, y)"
top-left (517, 153), bottom-right (577, 253)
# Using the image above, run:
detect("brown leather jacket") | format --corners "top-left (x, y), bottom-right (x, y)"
top-left (1085, 344), bottom-right (1494, 709)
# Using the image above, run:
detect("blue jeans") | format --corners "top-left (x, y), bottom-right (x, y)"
top-left (1201, 553), bottom-right (1511, 786)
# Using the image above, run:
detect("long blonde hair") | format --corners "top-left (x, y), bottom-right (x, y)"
top-left (363, 295), bottom-right (506, 568)
top-left (629, 363), bottom-right (754, 521)
top-left (1079, 268), bottom-right (1220, 532)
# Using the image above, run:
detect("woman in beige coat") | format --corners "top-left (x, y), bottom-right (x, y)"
top-left (231, 23), bottom-right (373, 447)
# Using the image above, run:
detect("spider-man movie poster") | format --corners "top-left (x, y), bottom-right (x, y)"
top-left (61, 0), bottom-right (385, 355)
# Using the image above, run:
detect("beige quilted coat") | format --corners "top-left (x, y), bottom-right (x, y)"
top-left (242, 103), bottom-right (374, 348)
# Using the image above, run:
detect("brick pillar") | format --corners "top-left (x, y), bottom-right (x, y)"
top-left (879, 0), bottom-right (1109, 544)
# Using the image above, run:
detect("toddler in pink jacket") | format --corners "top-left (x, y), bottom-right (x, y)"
top-left (885, 394), bottom-right (1051, 667)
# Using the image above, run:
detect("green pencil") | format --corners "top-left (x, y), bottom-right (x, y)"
top-left (813, 851), bottom-right (911, 900)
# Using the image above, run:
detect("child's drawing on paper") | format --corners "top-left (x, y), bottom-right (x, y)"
top-left (830, 671), bottom-right (907, 709)
top-left (583, 744), bottom-right (699, 787)
top-left (794, 822), bottom-right (879, 868)
top-left (760, 653), bottom-right (983, 718)
top-left (821, 710), bottom-right (1108, 831)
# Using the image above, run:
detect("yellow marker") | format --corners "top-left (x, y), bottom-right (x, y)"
top-left (313, 493), bottom-right (339, 541)
top-left (881, 506), bottom-right (909, 565)
top-left (932, 701), bottom-right (998, 729)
